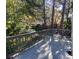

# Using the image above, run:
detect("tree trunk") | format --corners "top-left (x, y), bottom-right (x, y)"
top-left (60, 0), bottom-right (66, 29)
top-left (43, 0), bottom-right (46, 26)
top-left (51, 0), bottom-right (55, 28)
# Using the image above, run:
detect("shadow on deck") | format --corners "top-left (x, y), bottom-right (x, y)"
top-left (6, 29), bottom-right (72, 59)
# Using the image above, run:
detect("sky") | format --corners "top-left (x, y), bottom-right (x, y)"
top-left (45, 0), bottom-right (63, 11)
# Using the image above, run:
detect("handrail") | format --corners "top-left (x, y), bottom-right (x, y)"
top-left (6, 29), bottom-right (50, 39)
top-left (6, 29), bottom-right (71, 39)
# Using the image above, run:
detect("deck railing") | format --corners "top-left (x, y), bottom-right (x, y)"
top-left (6, 29), bottom-right (71, 59)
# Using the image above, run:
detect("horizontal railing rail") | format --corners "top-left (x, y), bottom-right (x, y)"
top-left (7, 29), bottom-right (71, 39)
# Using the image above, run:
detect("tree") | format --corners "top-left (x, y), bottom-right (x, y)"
top-left (51, 0), bottom-right (55, 28)
top-left (64, 0), bottom-right (73, 29)
top-left (6, 0), bottom-right (44, 36)
top-left (60, 0), bottom-right (66, 29)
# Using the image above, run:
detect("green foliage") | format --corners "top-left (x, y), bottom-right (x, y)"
top-left (6, 0), bottom-right (44, 36)
top-left (6, 0), bottom-right (72, 36)
top-left (31, 24), bottom-right (42, 31)
top-left (64, 18), bottom-right (71, 29)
